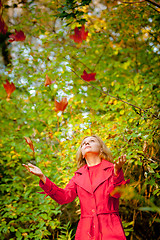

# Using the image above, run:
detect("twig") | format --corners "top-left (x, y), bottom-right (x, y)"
top-left (119, 0), bottom-right (145, 4)
top-left (147, 3), bottom-right (160, 13)
top-left (145, 0), bottom-right (160, 8)
top-left (93, 45), bottom-right (107, 72)
top-left (70, 68), bottom-right (159, 119)
top-left (69, 55), bottom-right (92, 72)
top-left (119, 0), bottom-right (160, 8)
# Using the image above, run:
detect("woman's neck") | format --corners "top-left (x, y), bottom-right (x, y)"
top-left (85, 154), bottom-right (102, 167)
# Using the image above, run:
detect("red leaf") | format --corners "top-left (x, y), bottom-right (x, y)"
top-left (45, 74), bottom-right (52, 87)
top-left (24, 137), bottom-right (34, 152)
top-left (0, 15), bottom-right (8, 35)
top-left (81, 70), bottom-right (96, 82)
top-left (80, 25), bottom-right (88, 41)
top-left (9, 30), bottom-right (26, 42)
top-left (3, 80), bottom-right (16, 99)
top-left (55, 97), bottom-right (68, 112)
top-left (70, 25), bottom-right (88, 43)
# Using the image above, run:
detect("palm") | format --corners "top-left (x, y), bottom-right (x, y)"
top-left (23, 163), bottom-right (43, 177)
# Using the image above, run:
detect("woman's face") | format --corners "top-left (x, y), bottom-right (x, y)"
top-left (81, 136), bottom-right (101, 158)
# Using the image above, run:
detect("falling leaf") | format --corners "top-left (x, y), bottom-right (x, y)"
top-left (45, 74), bottom-right (52, 87)
top-left (55, 97), bottom-right (68, 112)
top-left (81, 70), bottom-right (96, 82)
top-left (24, 137), bottom-right (34, 152)
top-left (70, 25), bottom-right (88, 43)
top-left (9, 30), bottom-right (26, 42)
top-left (0, 15), bottom-right (8, 35)
top-left (3, 80), bottom-right (16, 100)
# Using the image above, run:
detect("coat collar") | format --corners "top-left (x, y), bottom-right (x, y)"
top-left (75, 159), bottom-right (113, 174)
top-left (74, 160), bottom-right (113, 194)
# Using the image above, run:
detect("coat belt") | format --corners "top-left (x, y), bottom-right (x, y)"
top-left (81, 210), bottom-right (119, 240)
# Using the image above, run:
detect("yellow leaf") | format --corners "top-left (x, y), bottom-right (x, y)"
top-left (22, 233), bottom-right (28, 237)
top-left (120, 110), bottom-right (125, 115)
top-left (85, 129), bottom-right (92, 135)
top-left (140, 120), bottom-right (145, 125)
top-left (129, 119), bottom-right (133, 123)
top-left (123, 62), bottom-right (130, 70)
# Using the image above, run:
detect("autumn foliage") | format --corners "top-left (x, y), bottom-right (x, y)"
top-left (54, 97), bottom-right (68, 112)
top-left (81, 70), bottom-right (96, 82)
top-left (0, 1), bottom-right (160, 240)
top-left (3, 80), bottom-right (16, 100)
top-left (9, 30), bottom-right (26, 42)
top-left (45, 74), bottom-right (52, 87)
top-left (24, 137), bottom-right (35, 152)
top-left (70, 25), bottom-right (88, 43)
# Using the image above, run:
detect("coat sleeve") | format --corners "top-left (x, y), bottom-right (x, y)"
top-left (39, 175), bottom-right (77, 205)
top-left (107, 168), bottom-right (130, 198)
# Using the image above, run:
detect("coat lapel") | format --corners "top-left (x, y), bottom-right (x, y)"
top-left (74, 165), bottom-right (93, 194)
top-left (74, 160), bottom-right (113, 194)
top-left (92, 160), bottom-right (113, 192)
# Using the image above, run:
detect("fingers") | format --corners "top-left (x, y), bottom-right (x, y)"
top-left (22, 163), bottom-right (35, 168)
top-left (114, 155), bottom-right (127, 167)
top-left (28, 163), bottom-right (36, 168)
top-left (118, 154), bottom-right (126, 164)
top-left (22, 164), bottom-right (30, 172)
top-left (22, 163), bottom-right (35, 172)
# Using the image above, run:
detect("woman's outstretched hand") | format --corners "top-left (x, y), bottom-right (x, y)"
top-left (114, 155), bottom-right (127, 176)
top-left (22, 163), bottom-right (46, 184)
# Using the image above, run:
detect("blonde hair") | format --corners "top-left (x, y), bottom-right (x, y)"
top-left (76, 135), bottom-right (113, 169)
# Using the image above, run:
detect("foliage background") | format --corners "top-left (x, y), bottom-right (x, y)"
top-left (0, 0), bottom-right (160, 239)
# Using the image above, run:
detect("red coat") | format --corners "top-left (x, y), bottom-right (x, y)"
top-left (39, 160), bottom-right (130, 240)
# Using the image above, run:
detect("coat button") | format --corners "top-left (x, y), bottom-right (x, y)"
top-left (92, 209), bottom-right (95, 213)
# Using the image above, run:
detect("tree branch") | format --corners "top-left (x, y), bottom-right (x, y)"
top-left (119, 0), bottom-right (145, 4)
top-left (147, 3), bottom-right (160, 13)
top-left (93, 45), bottom-right (107, 72)
top-left (145, 0), bottom-right (160, 8)
top-left (120, 0), bottom-right (160, 8)
top-left (70, 68), bottom-right (159, 119)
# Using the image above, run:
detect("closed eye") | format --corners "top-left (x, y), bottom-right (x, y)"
top-left (81, 139), bottom-right (95, 147)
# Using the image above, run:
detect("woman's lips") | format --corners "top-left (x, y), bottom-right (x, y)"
top-left (85, 146), bottom-right (91, 149)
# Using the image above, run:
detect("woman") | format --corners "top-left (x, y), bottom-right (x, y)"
top-left (23, 135), bottom-right (130, 240)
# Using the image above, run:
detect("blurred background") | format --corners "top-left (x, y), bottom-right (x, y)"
top-left (0, 0), bottom-right (160, 239)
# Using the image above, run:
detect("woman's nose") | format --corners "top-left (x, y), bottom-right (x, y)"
top-left (85, 142), bottom-right (89, 145)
